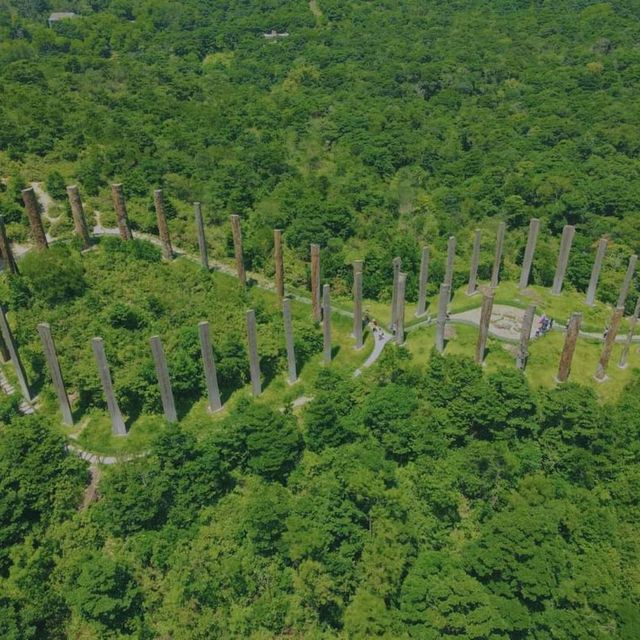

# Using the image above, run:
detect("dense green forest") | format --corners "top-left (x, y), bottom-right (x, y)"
top-left (2, 0), bottom-right (640, 638)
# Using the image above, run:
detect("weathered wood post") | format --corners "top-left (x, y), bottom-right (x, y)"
top-left (153, 189), bottom-right (174, 260)
top-left (444, 236), bottom-right (456, 298)
top-left (551, 224), bottom-right (575, 295)
top-left (310, 244), bottom-right (321, 322)
top-left (490, 222), bottom-right (506, 289)
top-left (353, 260), bottom-right (363, 349)
top-left (150, 335), bottom-right (177, 423)
top-left (322, 284), bottom-right (332, 364)
top-left (37, 323), bottom-right (73, 426)
top-left (619, 298), bottom-right (640, 369)
top-left (475, 290), bottom-right (495, 364)
top-left (556, 312), bottom-right (582, 383)
top-left (230, 214), bottom-right (246, 287)
top-left (416, 246), bottom-right (430, 316)
top-left (0, 305), bottom-right (31, 402)
top-left (595, 306), bottom-right (625, 381)
top-left (274, 228), bottom-right (285, 301)
top-left (467, 229), bottom-right (481, 296)
top-left (246, 309), bottom-right (261, 396)
top-left (21, 187), bottom-right (48, 249)
top-left (66, 185), bottom-right (91, 249)
top-left (519, 218), bottom-right (540, 290)
top-left (0, 331), bottom-right (9, 363)
top-left (0, 216), bottom-right (18, 275)
top-left (194, 202), bottom-right (209, 270)
top-left (396, 272), bottom-right (406, 345)
top-left (390, 256), bottom-right (401, 327)
top-left (617, 254), bottom-right (637, 309)
top-left (516, 305), bottom-right (536, 370)
top-left (282, 298), bottom-right (297, 384)
top-left (110, 183), bottom-right (133, 241)
top-left (198, 321), bottom-right (222, 412)
top-left (435, 283), bottom-right (450, 353)
top-left (586, 238), bottom-right (607, 306)
top-left (91, 337), bottom-right (126, 436)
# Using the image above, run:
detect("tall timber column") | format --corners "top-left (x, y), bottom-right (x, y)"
top-left (435, 283), bottom-right (450, 353)
top-left (111, 183), bottom-right (132, 241)
top-left (282, 298), bottom-right (297, 384)
top-left (595, 306), bottom-right (625, 381)
top-left (246, 310), bottom-right (261, 397)
top-left (0, 216), bottom-right (18, 275)
top-left (150, 335), bottom-right (177, 423)
top-left (444, 236), bottom-right (456, 297)
top-left (194, 203), bottom-right (209, 270)
top-left (586, 238), bottom-right (608, 306)
top-left (198, 321), bottom-right (222, 412)
top-left (490, 222), bottom-right (506, 289)
top-left (322, 284), bottom-right (332, 364)
top-left (519, 218), bottom-right (540, 290)
top-left (0, 305), bottom-right (31, 402)
top-left (475, 290), bottom-right (495, 364)
top-left (516, 305), bottom-right (537, 370)
top-left (310, 244), bottom-right (321, 322)
top-left (551, 224), bottom-right (575, 295)
top-left (619, 298), bottom-right (640, 369)
top-left (91, 337), bottom-right (126, 436)
top-left (21, 187), bottom-right (48, 249)
top-left (467, 230), bottom-right (481, 296)
top-left (230, 214), bottom-right (246, 287)
top-left (353, 260), bottom-right (363, 349)
top-left (153, 189), bottom-right (174, 260)
top-left (556, 312), bottom-right (582, 383)
top-left (37, 323), bottom-right (73, 426)
top-left (66, 185), bottom-right (91, 249)
top-left (274, 229), bottom-right (285, 301)
top-left (390, 256), bottom-right (401, 327)
top-left (416, 246), bottom-right (430, 316)
top-left (617, 254), bottom-right (637, 309)
top-left (396, 272), bottom-right (407, 345)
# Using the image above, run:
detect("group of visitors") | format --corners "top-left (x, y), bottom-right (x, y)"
top-left (535, 314), bottom-right (554, 338)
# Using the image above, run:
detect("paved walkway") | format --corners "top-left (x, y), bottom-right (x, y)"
top-left (354, 326), bottom-right (393, 376)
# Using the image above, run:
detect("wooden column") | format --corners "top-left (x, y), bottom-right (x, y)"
top-left (150, 335), bottom-right (177, 423)
top-left (595, 306), bottom-right (624, 381)
top-left (310, 244), bottom-right (321, 321)
top-left (283, 298), bottom-right (297, 384)
top-left (0, 216), bottom-right (18, 275)
top-left (390, 256), bottom-right (401, 327)
top-left (519, 218), bottom-right (540, 290)
top-left (111, 183), bottom-right (132, 241)
top-left (619, 298), bottom-right (640, 369)
top-left (396, 272), bottom-right (406, 346)
top-left (551, 225), bottom-right (575, 295)
top-left (37, 323), bottom-right (73, 426)
top-left (66, 185), bottom-right (91, 249)
top-left (353, 260), bottom-right (363, 349)
top-left (617, 254), bottom-right (637, 309)
top-left (198, 321), bottom-right (222, 412)
top-left (444, 236), bottom-right (456, 296)
top-left (322, 284), bottom-right (332, 364)
top-left (153, 189), bottom-right (174, 260)
top-left (556, 312), bottom-right (582, 383)
top-left (21, 187), bottom-right (48, 249)
top-left (274, 228), bottom-right (285, 301)
top-left (467, 229), bottom-right (481, 295)
top-left (194, 202), bottom-right (209, 270)
top-left (435, 283), bottom-right (450, 353)
top-left (516, 305), bottom-right (536, 370)
top-left (230, 215), bottom-right (246, 287)
top-left (91, 337), bottom-right (126, 436)
top-left (246, 309), bottom-right (261, 396)
top-left (475, 290), bottom-right (495, 364)
top-left (0, 305), bottom-right (31, 402)
top-left (586, 238), bottom-right (607, 306)
top-left (416, 246), bottom-right (430, 316)
top-left (490, 222), bottom-right (506, 289)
